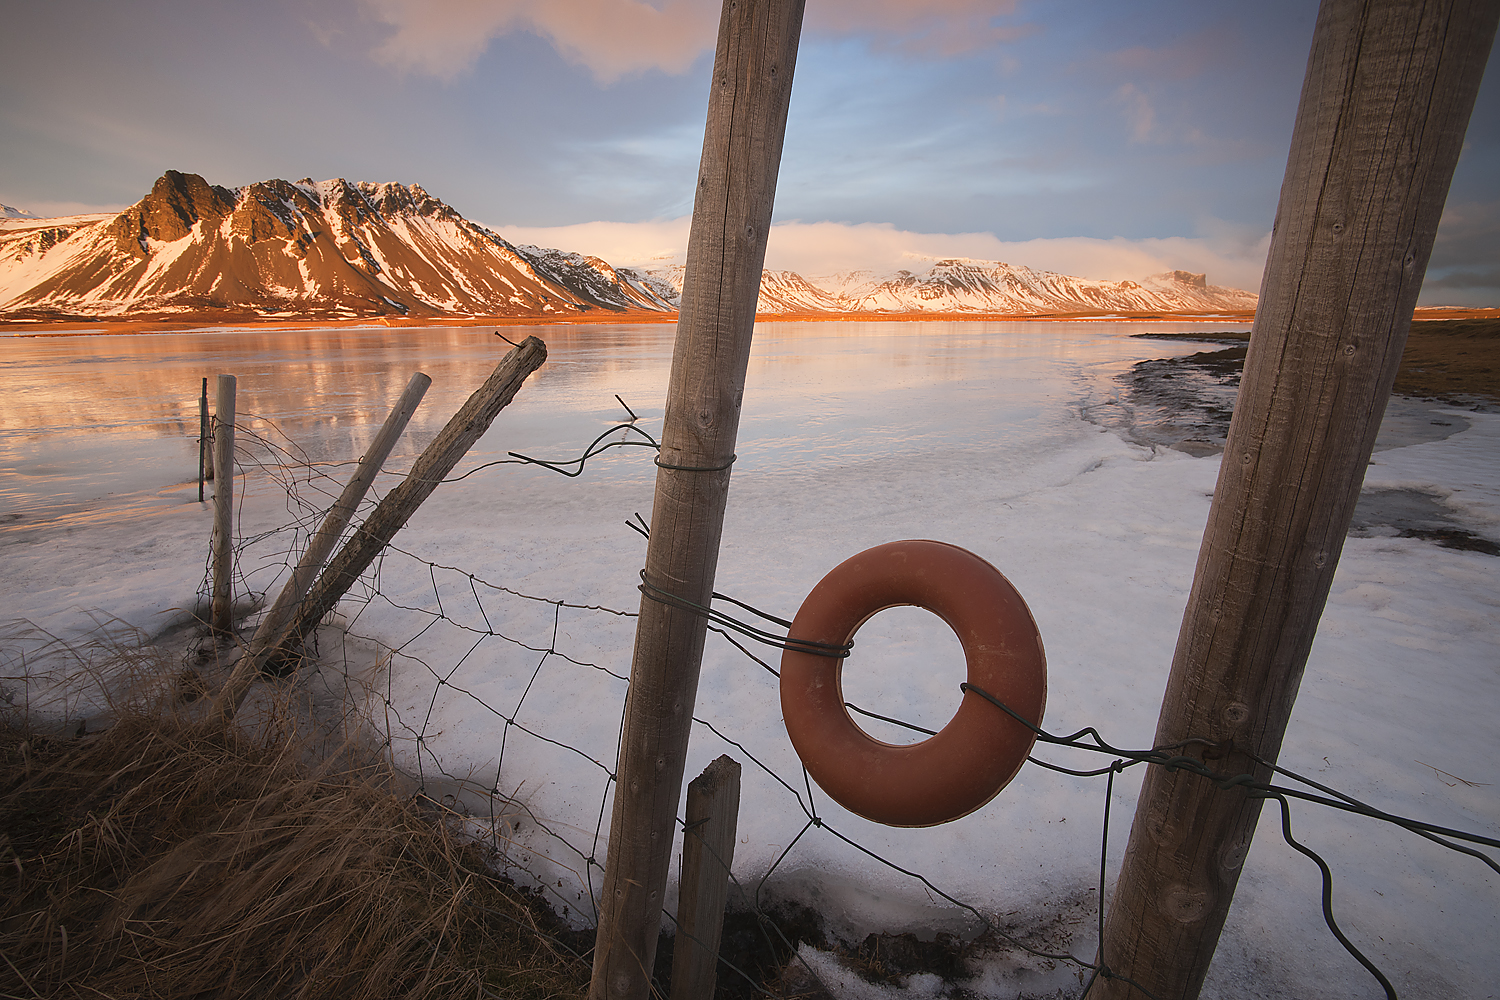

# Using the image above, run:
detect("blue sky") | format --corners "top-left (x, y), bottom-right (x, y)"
top-left (2, 0), bottom-right (1495, 303)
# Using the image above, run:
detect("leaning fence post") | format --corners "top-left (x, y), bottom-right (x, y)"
top-left (215, 337), bottom-right (545, 717)
top-left (210, 374), bottom-right (237, 636)
top-left (198, 376), bottom-right (208, 500)
top-left (589, 2), bottom-right (804, 998)
top-left (212, 371), bottom-right (431, 717)
top-left (1096, 3), bottom-right (1499, 997)
top-left (670, 756), bottom-right (741, 1000)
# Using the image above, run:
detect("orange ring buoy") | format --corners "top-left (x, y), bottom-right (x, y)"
top-left (780, 540), bottom-right (1046, 827)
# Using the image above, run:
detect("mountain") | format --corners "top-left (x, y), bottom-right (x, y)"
top-left (0, 171), bottom-right (1257, 323)
top-left (0, 171), bottom-right (675, 321)
top-left (646, 259), bottom-right (1257, 316)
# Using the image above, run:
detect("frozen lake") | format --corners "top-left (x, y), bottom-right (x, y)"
top-left (2, 320), bottom-right (1242, 527)
top-left (2, 320), bottom-right (1497, 998)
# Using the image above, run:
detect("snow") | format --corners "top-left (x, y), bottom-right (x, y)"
top-left (784, 259), bottom-right (1257, 315)
top-left (0, 221), bottom-right (112, 305)
top-left (0, 321), bottom-right (1495, 998)
top-left (139, 228), bottom-right (200, 286)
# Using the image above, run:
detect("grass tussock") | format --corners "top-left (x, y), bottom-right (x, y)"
top-left (0, 703), bottom-right (591, 999)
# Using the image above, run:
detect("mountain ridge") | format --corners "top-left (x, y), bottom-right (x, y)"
top-left (644, 259), bottom-right (1256, 316)
top-left (1, 171), bottom-right (1257, 322)
top-left (0, 171), bottom-right (674, 322)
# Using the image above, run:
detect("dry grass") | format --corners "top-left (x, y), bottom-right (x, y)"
top-left (0, 639), bottom-right (592, 1000)
top-left (1394, 316), bottom-right (1500, 404)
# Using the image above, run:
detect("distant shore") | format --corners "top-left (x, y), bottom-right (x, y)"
top-left (2, 305), bottom-right (1494, 340)
top-left (1133, 316), bottom-right (1500, 405)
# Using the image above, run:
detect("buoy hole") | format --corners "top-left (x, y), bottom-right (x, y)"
top-left (839, 605), bottom-right (967, 746)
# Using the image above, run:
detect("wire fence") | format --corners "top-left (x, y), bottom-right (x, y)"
top-left (10, 399), bottom-right (1496, 1000)
top-left (224, 405), bottom-right (1500, 998)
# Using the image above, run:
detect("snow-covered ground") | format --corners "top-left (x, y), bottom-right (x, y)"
top-left (2, 321), bottom-right (1496, 998)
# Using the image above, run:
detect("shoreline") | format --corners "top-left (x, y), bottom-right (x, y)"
top-left (2, 309), bottom-right (1258, 339)
top-left (3, 305), bottom-right (1495, 339)
top-left (1130, 316), bottom-right (1500, 405)
top-left (1104, 318), bottom-right (1500, 554)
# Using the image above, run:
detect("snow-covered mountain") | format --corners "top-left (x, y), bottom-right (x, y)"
top-left (0, 171), bottom-right (675, 321)
top-left (0, 172), bottom-right (1257, 322)
top-left (646, 258), bottom-right (1257, 316)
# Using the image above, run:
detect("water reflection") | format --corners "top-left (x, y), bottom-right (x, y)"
top-left (1, 320), bottom-right (1246, 526)
top-left (0, 326), bottom-right (664, 435)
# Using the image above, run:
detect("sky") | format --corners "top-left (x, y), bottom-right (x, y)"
top-left (1, 0), bottom-right (1496, 304)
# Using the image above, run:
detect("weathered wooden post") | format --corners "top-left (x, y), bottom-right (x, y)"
top-left (1096, 3), bottom-right (1499, 997)
top-left (198, 376), bottom-right (208, 499)
top-left (230, 337), bottom-right (545, 707)
top-left (670, 756), bottom-right (741, 1000)
top-left (213, 371), bottom-right (431, 717)
top-left (589, 2), bottom-right (804, 998)
top-left (210, 374), bottom-right (237, 636)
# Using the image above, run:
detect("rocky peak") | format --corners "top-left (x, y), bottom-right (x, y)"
top-left (104, 170), bottom-right (233, 254)
top-left (356, 181), bottom-right (456, 223)
top-left (232, 179), bottom-right (314, 242)
top-left (138, 171), bottom-right (235, 241)
top-left (323, 178), bottom-right (377, 222)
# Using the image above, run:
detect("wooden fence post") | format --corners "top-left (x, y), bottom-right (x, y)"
top-left (589, 3), bottom-right (804, 998)
top-left (199, 376), bottom-right (208, 499)
top-left (1096, 3), bottom-right (1499, 997)
top-left (210, 374), bottom-right (237, 636)
top-left (212, 371), bottom-right (431, 718)
top-left (245, 337), bottom-right (545, 693)
top-left (670, 756), bottom-right (741, 1000)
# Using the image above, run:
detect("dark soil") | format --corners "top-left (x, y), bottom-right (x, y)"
top-left (1130, 316), bottom-right (1500, 406)
top-left (649, 900), bottom-right (835, 999)
top-left (1118, 319), bottom-right (1499, 556)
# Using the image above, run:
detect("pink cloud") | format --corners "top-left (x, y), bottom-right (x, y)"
top-left (361, 0), bottom-right (715, 83)
top-left (806, 0), bottom-right (1031, 57)
top-left (360, 0), bottom-right (1033, 83)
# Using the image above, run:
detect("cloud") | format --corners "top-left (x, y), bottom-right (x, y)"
top-left (805, 0), bottom-right (1030, 57)
top-left (1098, 26), bottom-right (1229, 82)
top-left (1087, 25), bottom-right (1260, 152)
top-left (494, 216), bottom-right (692, 263)
top-left (1429, 199), bottom-right (1500, 270)
top-left (0, 198), bottom-right (130, 219)
top-left (1423, 266), bottom-right (1500, 290)
top-left (1110, 83), bottom-right (1158, 144)
top-left (765, 221), bottom-right (1271, 291)
top-left (1415, 200), bottom-right (1500, 305)
top-left (360, 0), bottom-right (716, 83)
top-left (526, 0), bottom-right (718, 80)
top-left (358, 0), bottom-right (1031, 83)
top-left (495, 216), bottom-right (1273, 291)
top-left (361, 0), bottom-right (521, 80)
